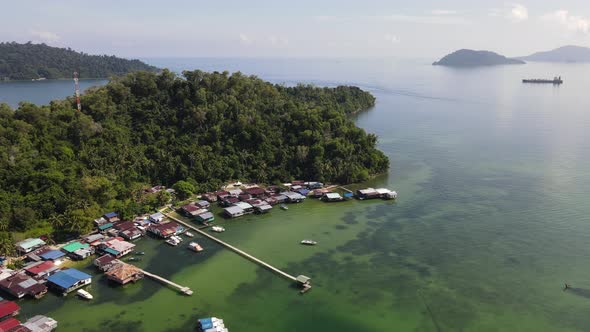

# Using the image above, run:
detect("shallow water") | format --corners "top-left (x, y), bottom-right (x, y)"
top-left (5, 58), bottom-right (590, 331)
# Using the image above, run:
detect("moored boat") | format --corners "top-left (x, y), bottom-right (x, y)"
top-left (211, 226), bottom-right (225, 233)
top-left (188, 242), bottom-right (204, 252)
top-left (76, 289), bottom-right (93, 300)
top-left (184, 232), bottom-right (194, 237)
top-left (165, 237), bottom-right (179, 246)
top-left (135, 251), bottom-right (145, 255)
top-left (300, 239), bottom-right (317, 245)
top-left (280, 204), bottom-right (288, 210)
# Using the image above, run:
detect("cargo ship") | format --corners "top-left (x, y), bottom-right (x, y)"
top-left (522, 76), bottom-right (563, 84)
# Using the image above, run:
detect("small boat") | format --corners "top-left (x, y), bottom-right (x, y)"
top-left (135, 251), bottom-right (145, 256)
top-left (280, 204), bottom-right (288, 210)
top-left (184, 232), bottom-right (194, 237)
top-left (188, 242), bottom-right (204, 252)
top-left (127, 257), bottom-right (141, 262)
top-left (172, 235), bottom-right (183, 242)
top-left (76, 289), bottom-right (93, 300)
top-left (165, 237), bottom-right (179, 246)
top-left (211, 226), bottom-right (225, 233)
top-left (300, 240), bottom-right (317, 245)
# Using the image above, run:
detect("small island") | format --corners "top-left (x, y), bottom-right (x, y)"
top-left (0, 42), bottom-right (158, 81)
top-left (433, 49), bottom-right (525, 67)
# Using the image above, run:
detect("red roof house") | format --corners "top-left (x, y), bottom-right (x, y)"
top-left (0, 318), bottom-right (20, 331)
top-left (0, 301), bottom-right (20, 320)
top-left (24, 261), bottom-right (57, 278)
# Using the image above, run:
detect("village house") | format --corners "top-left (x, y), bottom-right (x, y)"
top-left (61, 242), bottom-right (90, 259)
top-left (215, 190), bottom-right (230, 201)
top-left (0, 269), bottom-right (14, 282)
top-left (283, 192), bottom-right (306, 203)
top-left (254, 204), bottom-right (273, 214)
top-left (272, 194), bottom-right (288, 203)
top-left (179, 204), bottom-right (207, 218)
top-left (119, 227), bottom-right (143, 241)
top-left (238, 193), bottom-right (252, 201)
top-left (46, 268), bottom-right (91, 295)
top-left (223, 206), bottom-right (244, 218)
top-left (81, 233), bottom-right (105, 244)
top-left (147, 222), bottom-right (184, 238)
top-left (323, 192), bottom-right (344, 202)
top-left (24, 261), bottom-right (58, 279)
top-left (103, 212), bottom-right (120, 223)
top-left (0, 273), bottom-right (48, 299)
top-left (201, 192), bottom-right (217, 202)
top-left (0, 300), bottom-right (20, 321)
top-left (356, 188), bottom-right (381, 200)
top-left (233, 202), bottom-right (254, 213)
top-left (264, 196), bottom-right (278, 205)
top-left (98, 238), bottom-right (135, 258)
top-left (22, 315), bottom-right (58, 332)
top-left (38, 250), bottom-right (66, 264)
top-left (0, 317), bottom-right (20, 331)
top-left (105, 262), bottom-right (144, 285)
top-left (113, 221), bottom-right (135, 232)
top-left (243, 187), bottom-right (265, 198)
top-left (195, 212), bottom-right (215, 223)
top-left (15, 239), bottom-right (46, 255)
top-left (220, 196), bottom-right (239, 207)
top-left (148, 212), bottom-right (165, 223)
top-left (94, 254), bottom-right (118, 272)
top-left (195, 200), bottom-right (210, 209)
top-left (71, 247), bottom-right (94, 260)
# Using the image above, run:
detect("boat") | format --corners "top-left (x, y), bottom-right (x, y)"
top-left (280, 204), bottom-right (288, 210)
top-left (172, 235), bottom-right (183, 242)
top-left (197, 317), bottom-right (228, 332)
top-left (127, 257), bottom-right (141, 262)
top-left (184, 232), bottom-right (194, 237)
top-left (135, 251), bottom-right (145, 255)
top-left (300, 240), bottom-right (317, 245)
top-left (76, 289), bottom-right (93, 300)
top-left (188, 242), bottom-right (204, 252)
top-left (211, 226), bottom-right (225, 233)
top-left (165, 237), bottom-right (179, 246)
top-left (522, 76), bottom-right (563, 84)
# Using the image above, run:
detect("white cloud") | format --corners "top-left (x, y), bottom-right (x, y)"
top-left (431, 10), bottom-right (457, 16)
top-left (239, 33), bottom-right (252, 45)
top-left (509, 4), bottom-right (528, 22)
top-left (383, 33), bottom-right (400, 44)
top-left (29, 29), bottom-right (60, 43)
top-left (541, 10), bottom-right (590, 34)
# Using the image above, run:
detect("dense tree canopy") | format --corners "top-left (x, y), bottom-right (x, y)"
top-left (0, 42), bottom-right (158, 80)
top-left (0, 69), bottom-right (388, 246)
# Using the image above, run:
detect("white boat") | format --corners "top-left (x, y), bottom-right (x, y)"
top-left (172, 235), bottom-right (183, 242)
top-left (77, 289), bottom-right (93, 300)
top-left (280, 204), bottom-right (288, 210)
top-left (185, 232), bottom-right (194, 237)
top-left (300, 240), bottom-right (317, 245)
top-left (211, 226), bottom-right (225, 233)
top-left (188, 242), bottom-right (204, 252)
top-left (166, 237), bottom-right (179, 246)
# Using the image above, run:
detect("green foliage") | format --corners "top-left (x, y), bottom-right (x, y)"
top-left (0, 42), bottom-right (158, 80)
top-left (0, 70), bottom-right (388, 236)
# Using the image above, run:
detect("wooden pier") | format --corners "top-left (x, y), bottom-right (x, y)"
top-left (164, 213), bottom-right (311, 292)
top-left (339, 186), bottom-right (353, 193)
top-left (142, 269), bottom-right (193, 295)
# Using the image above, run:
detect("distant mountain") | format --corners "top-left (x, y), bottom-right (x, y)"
top-left (519, 45), bottom-right (590, 63)
top-left (0, 42), bottom-right (159, 80)
top-left (433, 49), bottom-right (525, 67)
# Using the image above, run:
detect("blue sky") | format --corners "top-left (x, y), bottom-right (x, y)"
top-left (2, 1), bottom-right (590, 58)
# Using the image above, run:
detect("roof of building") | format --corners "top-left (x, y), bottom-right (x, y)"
top-left (113, 221), bottom-right (134, 231)
top-left (120, 227), bottom-right (142, 239)
top-left (256, 204), bottom-right (273, 211)
top-left (0, 317), bottom-right (20, 330)
top-left (22, 315), bottom-right (57, 331)
top-left (105, 263), bottom-right (142, 281)
top-left (16, 239), bottom-right (45, 251)
top-left (283, 192), bottom-right (305, 199)
top-left (244, 187), bottom-right (265, 195)
top-left (223, 197), bottom-right (239, 204)
top-left (181, 204), bottom-right (199, 212)
top-left (61, 242), bottom-right (89, 253)
top-left (233, 202), bottom-right (253, 210)
top-left (24, 261), bottom-right (55, 276)
top-left (149, 212), bottom-right (164, 220)
top-left (224, 206), bottom-right (244, 214)
top-left (73, 248), bottom-right (93, 257)
top-left (98, 223), bottom-right (114, 231)
top-left (325, 193), bottom-right (342, 199)
top-left (82, 234), bottom-right (105, 243)
top-left (47, 269), bottom-right (91, 289)
top-left (103, 239), bottom-right (135, 254)
top-left (375, 188), bottom-right (391, 194)
top-left (196, 200), bottom-right (210, 207)
top-left (94, 254), bottom-right (116, 266)
top-left (228, 189), bottom-right (243, 196)
top-left (358, 188), bottom-right (377, 195)
top-left (296, 275), bottom-right (311, 283)
top-left (196, 212), bottom-right (214, 220)
top-left (148, 222), bottom-right (180, 237)
top-left (0, 273), bottom-right (45, 296)
top-left (104, 212), bottom-right (118, 218)
top-left (39, 250), bottom-right (65, 261)
top-left (0, 301), bottom-right (20, 318)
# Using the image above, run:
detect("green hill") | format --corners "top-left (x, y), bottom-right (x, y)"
top-left (0, 42), bottom-right (158, 80)
top-left (0, 70), bottom-right (388, 246)
top-left (433, 49), bottom-right (525, 67)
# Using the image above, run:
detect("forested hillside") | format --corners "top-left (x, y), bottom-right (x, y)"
top-left (0, 42), bottom-right (158, 80)
top-left (0, 69), bottom-right (388, 248)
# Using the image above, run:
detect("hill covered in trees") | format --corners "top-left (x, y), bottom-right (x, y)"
top-left (0, 42), bottom-right (158, 80)
top-left (0, 70), bottom-right (388, 248)
top-left (433, 49), bottom-right (525, 67)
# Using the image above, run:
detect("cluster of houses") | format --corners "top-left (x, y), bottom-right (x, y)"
top-left (355, 188), bottom-right (398, 200)
top-left (94, 255), bottom-right (144, 285)
top-left (0, 299), bottom-right (57, 332)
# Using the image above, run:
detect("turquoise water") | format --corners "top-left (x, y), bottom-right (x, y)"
top-left (4, 58), bottom-right (590, 331)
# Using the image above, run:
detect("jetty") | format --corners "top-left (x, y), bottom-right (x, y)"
top-left (163, 212), bottom-right (311, 292)
top-left (142, 269), bottom-right (193, 295)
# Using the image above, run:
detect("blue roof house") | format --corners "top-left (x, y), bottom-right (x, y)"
top-left (46, 268), bottom-right (92, 294)
top-left (39, 250), bottom-right (66, 262)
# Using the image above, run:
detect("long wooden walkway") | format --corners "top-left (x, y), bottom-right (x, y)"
top-left (142, 269), bottom-right (194, 295)
top-left (165, 213), bottom-right (298, 283)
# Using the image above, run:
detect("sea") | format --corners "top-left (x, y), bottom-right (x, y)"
top-left (2, 58), bottom-right (590, 331)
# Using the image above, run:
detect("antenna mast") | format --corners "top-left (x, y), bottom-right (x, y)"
top-left (73, 71), bottom-right (81, 112)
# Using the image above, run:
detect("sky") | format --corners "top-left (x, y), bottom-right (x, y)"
top-left (2, 0), bottom-right (590, 59)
